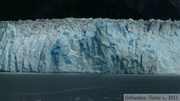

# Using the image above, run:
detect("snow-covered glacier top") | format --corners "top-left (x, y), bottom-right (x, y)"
top-left (0, 18), bottom-right (180, 74)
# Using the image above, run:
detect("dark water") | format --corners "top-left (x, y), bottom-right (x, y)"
top-left (0, 73), bottom-right (180, 101)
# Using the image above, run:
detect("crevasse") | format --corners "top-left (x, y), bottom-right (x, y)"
top-left (0, 18), bottom-right (180, 74)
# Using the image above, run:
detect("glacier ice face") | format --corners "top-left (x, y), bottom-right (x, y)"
top-left (0, 18), bottom-right (180, 74)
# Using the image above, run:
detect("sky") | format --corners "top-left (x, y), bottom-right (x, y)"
top-left (0, 0), bottom-right (180, 21)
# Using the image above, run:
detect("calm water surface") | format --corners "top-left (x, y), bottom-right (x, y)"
top-left (0, 73), bottom-right (180, 101)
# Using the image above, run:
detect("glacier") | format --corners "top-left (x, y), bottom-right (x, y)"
top-left (0, 18), bottom-right (180, 74)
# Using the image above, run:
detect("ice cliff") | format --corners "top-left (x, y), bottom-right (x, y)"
top-left (0, 18), bottom-right (180, 74)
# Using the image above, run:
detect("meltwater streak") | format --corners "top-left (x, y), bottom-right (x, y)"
top-left (0, 74), bottom-right (180, 101)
